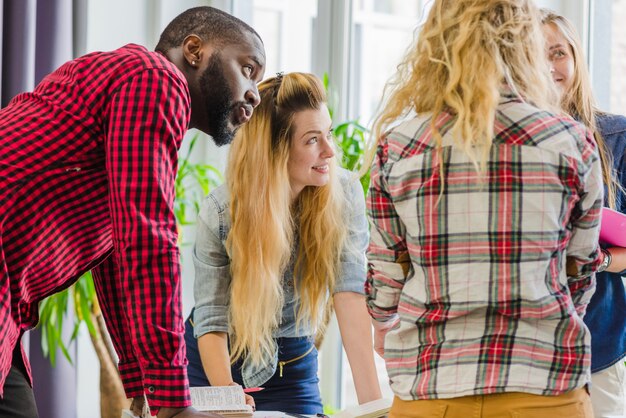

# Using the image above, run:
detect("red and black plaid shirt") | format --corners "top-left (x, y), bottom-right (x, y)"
top-left (0, 44), bottom-right (192, 412)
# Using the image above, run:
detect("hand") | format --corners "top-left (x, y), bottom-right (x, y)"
top-left (372, 317), bottom-right (399, 357)
top-left (226, 382), bottom-right (255, 411)
top-left (604, 246), bottom-right (626, 273)
top-left (130, 396), bottom-right (147, 417)
top-left (373, 327), bottom-right (386, 357)
top-left (132, 396), bottom-right (223, 418)
top-left (157, 407), bottom-right (223, 418)
top-left (244, 394), bottom-right (256, 411)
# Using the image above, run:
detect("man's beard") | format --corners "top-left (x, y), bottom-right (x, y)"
top-left (200, 53), bottom-right (237, 146)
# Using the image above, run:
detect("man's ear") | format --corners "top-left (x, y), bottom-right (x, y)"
top-left (182, 34), bottom-right (208, 68)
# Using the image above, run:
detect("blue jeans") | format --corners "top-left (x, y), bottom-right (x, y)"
top-left (185, 314), bottom-right (323, 414)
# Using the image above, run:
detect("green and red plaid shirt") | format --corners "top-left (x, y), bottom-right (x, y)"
top-left (366, 92), bottom-right (603, 400)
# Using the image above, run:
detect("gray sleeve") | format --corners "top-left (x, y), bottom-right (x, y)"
top-left (192, 197), bottom-right (231, 338)
top-left (334, 173), bottom-right (369, 295)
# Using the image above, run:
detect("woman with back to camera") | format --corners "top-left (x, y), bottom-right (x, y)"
top-left (365, 1), bottom-right (603, 417)
top-left (184, 72), bottom-right (382, 414)
top-left (542, 9), bottom-right (626, 418)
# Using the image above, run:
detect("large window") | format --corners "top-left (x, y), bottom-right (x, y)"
top-left (341, 0), bottom-right (426, 408)
top-left (348, 0), bottom-right (427, 126)
top-left (610, 0), bottom-right (626, 115)
top-left (251, 0), bottom-right (318, 76)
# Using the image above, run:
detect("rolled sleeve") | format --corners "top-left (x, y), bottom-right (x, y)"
top-left (192, 194), bottom-right (232, 337)
top-left (566, 129), bottom-right (604, 316)
top-left (365, 141), bottom-right (409, 322)
top-left (334, 171), bottom-right (369, 295)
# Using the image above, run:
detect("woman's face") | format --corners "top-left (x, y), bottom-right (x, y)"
top-left (287, 104), bottom-right (335, 198)
top-left (543, 23), bottom-right (575, 97)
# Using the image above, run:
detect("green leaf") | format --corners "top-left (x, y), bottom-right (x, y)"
top-left (58, 340), bottom-right (74, 365)
top-left (79, 290), bottom-right (97, 338)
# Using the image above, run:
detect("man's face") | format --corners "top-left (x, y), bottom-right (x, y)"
top-left (197, 32), bottom-right (265, 145)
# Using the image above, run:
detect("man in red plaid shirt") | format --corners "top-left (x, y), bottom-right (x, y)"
top-left (0, 6), bottom-right (265, 418)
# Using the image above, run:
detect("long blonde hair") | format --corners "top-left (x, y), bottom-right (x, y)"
top-left (541, 9), bottom-right (620, 208)
top-left (365, 0), bottom-right (559, 175)
top-left (226, 72), bottom-right (346, 367)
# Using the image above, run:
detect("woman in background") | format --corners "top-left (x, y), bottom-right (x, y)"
top-left (365, 1), bottom-right (603, 417)
top-left (184, 72), bottom-right (381, 414)
top-left (542, 9), bottom-right (626, 417)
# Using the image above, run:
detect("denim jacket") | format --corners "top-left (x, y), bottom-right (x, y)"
top-left (584, 113), bottom-right (626, 372)
top-left (192, 168), bottom-right (368, 387)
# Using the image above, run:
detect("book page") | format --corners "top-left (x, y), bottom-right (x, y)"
top-left (120, 387), bottom-right (253, 418)
top-left (332, 398), bottom-right (392, 418)
top-left (190, 386), bottom-right (252, 412)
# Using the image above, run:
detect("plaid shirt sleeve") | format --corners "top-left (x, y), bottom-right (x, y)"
top-left (565, 129), bottom-right (604, 317)
top-left (365, 139), bottom-right (409, 322)
top-left (96, 68), bottom-right (191, 412)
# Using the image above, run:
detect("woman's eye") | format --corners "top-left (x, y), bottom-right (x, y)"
top-left (307, 137), bottom-right (318, 145)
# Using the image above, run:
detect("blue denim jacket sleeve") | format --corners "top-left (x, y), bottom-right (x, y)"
top-left (192, 187), bottom-right (231, 338)
top-left (334, 169), bottom-right (369, 295)
top-left (599, 113), bottom-right (626, 213)
top-left (584, 112), bottom-right (626, 371)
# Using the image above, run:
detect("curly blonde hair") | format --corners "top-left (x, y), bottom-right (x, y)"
top-left (366, 0), bottom-right (559, 178)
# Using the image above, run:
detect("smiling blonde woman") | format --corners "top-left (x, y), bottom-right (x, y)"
top-left (542, 9), bottom-right (626, 418)
top-left (184, 72), bottom-right (381, 414)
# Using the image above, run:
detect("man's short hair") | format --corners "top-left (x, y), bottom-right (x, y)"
top-left (155, 6), bottom-right (260, 53)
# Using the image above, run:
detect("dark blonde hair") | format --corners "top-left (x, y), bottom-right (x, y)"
top-left (366, 0), bottom-right (559, 178)
top-left (541, 8), bottom-right (620, 208)
top-left (225, 72), bottom-right (346, 367)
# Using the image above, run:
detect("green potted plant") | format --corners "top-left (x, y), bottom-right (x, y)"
top-left (322, 73), bottom-right (371, 193)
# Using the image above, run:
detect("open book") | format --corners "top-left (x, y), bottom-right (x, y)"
top-left (331, 398), bottom-right (393, 418)
top-left (120, 385), bottom-right (253, 418)
top-left (190, 385), bottom-right (253, 417)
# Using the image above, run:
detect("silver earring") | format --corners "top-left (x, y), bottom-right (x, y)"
top-left (191, 60), bottom-right (196, 66)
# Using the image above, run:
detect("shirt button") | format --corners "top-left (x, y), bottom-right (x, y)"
top-left (148, 386), bottom-right (156, 394)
